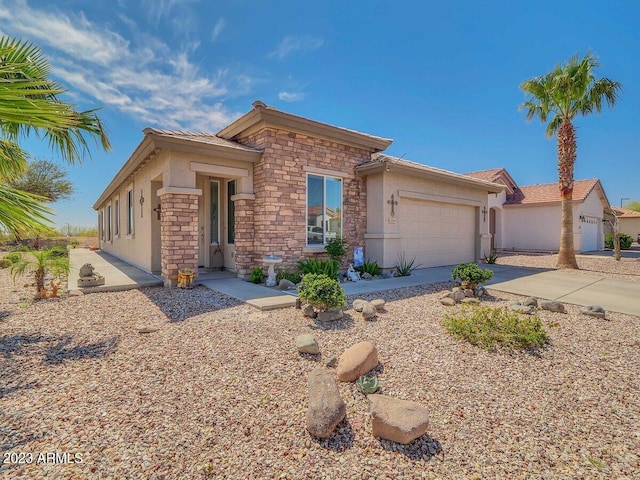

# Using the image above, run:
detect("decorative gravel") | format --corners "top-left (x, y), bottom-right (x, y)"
top-left (1, 259), bottom-right (639, 479)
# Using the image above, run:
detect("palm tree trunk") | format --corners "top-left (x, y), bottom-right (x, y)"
top-left (556, 120), bottom-right (579, 269)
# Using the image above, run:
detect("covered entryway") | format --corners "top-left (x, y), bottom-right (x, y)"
top-left (399, 198), bottom-right (476, 267)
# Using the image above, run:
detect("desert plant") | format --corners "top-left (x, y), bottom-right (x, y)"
top-left (451, 262), bottom-right (493, 287)
top-left (605, 233), bottom-right (632, 250)
top-left (395, 253), bottom-right (420, 276)
top-left (0, 258), bottom-right (10, 268)
top-left (324, 236), bottom-right (348, 263)
top-left (297, 273), bottom-right (346, 312)
top-left (357, 259), bottom-right (381, 276)
top-left (10, 248), bottom-right (70, 297)
top-left (443, 305), bottom-right (547, 351)
top-left (69, 240), bottom-right (80, 248)
top-left (276, 269), bottom-right (302, 285)
top-left (47, 245), bottom-right (69, 258)
top-left (356, 374), bottom-right (379, 394)
top-left (249, 266), bottom-right (264, 284)
top-left (483, 249), bottom-right (499, 264)
top-left (298, 258), bottom-right (340, 279)
top-left (3, 252), bottom-right (22, 265)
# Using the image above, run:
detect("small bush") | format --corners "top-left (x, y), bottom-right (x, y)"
top-left (452, 262), bottom-right (493, 286)
top-left (324, 237), bottom-right (348, 263)
top-left (298, 273), bottom-right (346, 312)
top-left (357, 259), bottom-right (381, 276)
top-left (395, 253), bottom-right (420, 276)
top-left (249, 267), bottom-right (264, 284)
top-left (443, 305), bottom-right (547, 351)
top-left (3, 252), bottom-right (22, 265)
top-left (276, 269), bottom-right (302, 285)
top-left (605, 233), bottom-right (633, 250)
top-left (48, 245), bottom-right (69, 258)
top-left (483, 250), bottom-right (499, 264)
top-left (298, 258), bottom-right (340, 279)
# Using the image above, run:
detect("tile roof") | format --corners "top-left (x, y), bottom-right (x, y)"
top-left (144, 128), bottom-right (262, 152)
top-left (464, 168), bottom-right (506, 183)
top-left (505, 179), bottom-right (600, 205)
top-left (612, 207), bottom-right (640, 218)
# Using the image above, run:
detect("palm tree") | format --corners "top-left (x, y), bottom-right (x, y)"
top-left (11, 248), bottom-right (70, 298)
top-left (520, 53), bottom-right (621, 268)
top-left (0, 36), bottom-right (111, 235)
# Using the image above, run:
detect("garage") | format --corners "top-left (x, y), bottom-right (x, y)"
top-left (580, 216), bottom-right (600, 252)
top-left (399, 198), bottom-right (476, 267)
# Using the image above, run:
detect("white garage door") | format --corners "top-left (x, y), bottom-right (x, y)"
top-left (580, 217), bottom-right (599, 252)
top-left (399, 198), bottom-right (476, 267)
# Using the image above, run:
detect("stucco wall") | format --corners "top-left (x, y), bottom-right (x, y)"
top-left (619, 217), bottom-right (640, 239)
top-left (503, 204), bottom-right (561, 252)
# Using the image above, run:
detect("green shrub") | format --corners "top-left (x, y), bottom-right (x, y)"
top-left (395, 253), bottom-right (420, 276)
top-left (451, 262), bottom-right (493, 286)
top-left (605, 233), bottom-right (633, 249)
top-left (298, 258), bottom-right (340, 279)
top-left (276, 269), bottom-right (302, 285)
top-left (324, 237), bottom-right (348, 263)
top-left (298, 273), bottom-right (346, 312)
top-left (357, 259), bottom-right (381, 276)
top-left (48, 245), bottom-right (68, 258)
top-left (3, 252), bottom-right (22, 265)
top-left (249, 267), bottom-right (264, 284)
top-left (483, 250), bottom-right (499, 264)
top-left (443, 305), bottom-right (547, 351)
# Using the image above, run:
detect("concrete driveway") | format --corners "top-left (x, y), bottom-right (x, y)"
top-left (485, 265), bottom-right (640, 317)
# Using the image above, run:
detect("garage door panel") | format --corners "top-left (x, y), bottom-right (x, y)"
top-left (399, 199), bottom-right (476, 267)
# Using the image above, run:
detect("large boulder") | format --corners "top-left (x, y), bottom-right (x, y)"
top-left (317, 310), bottom-right (344, 322)
top-left (296, 334), bottom-right (319, 354)
top-left (439, 297), bottom-right (456, 306)
top-left (306, 368), bottom-right (346, 438)
top-left (369, 394), bottom-right (430, 444)
top-left (336, 341), bottom-right (378, 382)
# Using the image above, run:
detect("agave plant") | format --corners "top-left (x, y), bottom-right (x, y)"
top-left (356, 374), bottom-right (379, 394)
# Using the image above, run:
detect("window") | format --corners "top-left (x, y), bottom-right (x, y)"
top-left (307, 174), bottom-right (342, 245)
top-left (126, 189), bottom-right (134, 235)
top-left (107, 205), bottom-right (112, 242)
top-left (210, 181), bottom-right (219, 244)
top-left (114, 199), bottom-right (120, 236)
top-left (99, 211), bottom-right (104, 241)
top-left (227, 180), bottom-right (236, 244)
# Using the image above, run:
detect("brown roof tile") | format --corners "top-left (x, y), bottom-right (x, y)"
top-left (144, 128), bottom-right (262, 152)
top-left (505, 179), bottom-right (600, 205)
top-left (612, 207), bottom-right (640, 218)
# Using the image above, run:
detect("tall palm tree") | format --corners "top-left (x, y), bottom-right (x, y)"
top-left (520, 53), bottom-right (621, 268)
top-left (0, 36), bottom-right (111, 235)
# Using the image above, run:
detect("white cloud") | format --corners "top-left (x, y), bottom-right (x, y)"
top-left (212, 18), bottom-right (226, 42)
top-left (0, 0), bottom-right (246, 131)
top-left (269, 35), bottom-right (324, 59)
top-left (278, 91), bottom-right (305, 102)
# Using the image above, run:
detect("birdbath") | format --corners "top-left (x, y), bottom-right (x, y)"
top-left (263, 254), bottom-right (283, 287)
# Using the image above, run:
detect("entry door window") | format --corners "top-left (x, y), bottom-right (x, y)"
top-left (227, 180), bottom-right (236, 244)
top-left (210, 181), bottom-right (219, 244)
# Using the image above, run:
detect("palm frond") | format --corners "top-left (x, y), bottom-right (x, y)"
top-left (0, 184), bottom-right (52, 235)
top-left (0, 139), bottom-right (28, 179)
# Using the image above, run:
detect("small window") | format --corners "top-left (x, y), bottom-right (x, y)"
top-left (107, 205), bottom-right (112, 242)
top-left (99, 211), bottom-right (104, 241)
top-left (306, 174), bottom-right (342, 245)
top-left (114, 199), bottom-right (120, 236)
top-left (127, 189), bottom-right (134, 235)
top-left (227, 180), bottom-right (236, 244)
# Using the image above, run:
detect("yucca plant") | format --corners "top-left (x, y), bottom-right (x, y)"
top-left (10, 248), bottom-right (70, 297)
top-left (297, 258), bottom-right (340, 279)
top-left (357, 259), bottom-right (381, 276)
top-left (395, 253), bottom-right (420, 277)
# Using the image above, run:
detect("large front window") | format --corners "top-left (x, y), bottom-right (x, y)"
top-left (307, 174), bottom-right (342, 245)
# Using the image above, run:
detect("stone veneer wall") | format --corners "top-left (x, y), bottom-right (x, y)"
top-left (232, 197), bottom-right (255, 276)
top-left (235, 128), bottom-right (372, 271)
top-left (160, 192), bottom-right (199, 286)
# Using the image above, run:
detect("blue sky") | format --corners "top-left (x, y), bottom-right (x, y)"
top-left (1, 0), bottom-right (638, 228)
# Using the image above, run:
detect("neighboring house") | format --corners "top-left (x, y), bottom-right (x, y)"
top-left (608, 207), bottom-right (640, 240)
top-left (467, 169), bottom-right (611, 253)
top-left (94, 101), bottom-right (502, 286)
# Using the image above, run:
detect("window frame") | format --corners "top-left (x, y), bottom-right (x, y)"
top-left (114, 197), bottom-right (120, 237)
top-left (106, 204), bottom-right (112, 242)
top-left (305, 173), bottom-right (343, 247)
top-left (227, 179), bottom-right (236, 245)
top-left (126, 187), bottom-right (134, 236)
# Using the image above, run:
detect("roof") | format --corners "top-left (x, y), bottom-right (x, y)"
top-left (612, 207), bottom-right (640, 218)
top-left (465, 168), bottom-right (518, 195)
top-left (356, 154), bottom-right (504, 193)
top-left (144, 128), bottom-right (261, 152)
top-left (504, 179), bottom-right (603, 206)
top-left (217, 100), bottom-right (393, 152)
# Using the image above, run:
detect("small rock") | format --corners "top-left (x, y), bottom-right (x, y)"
top-left (474, 286), bottom-right (486, 297)
top-left (580, 305), bottom-right (606, 319)
top-left (361, 272), bottom-right (373, 280)
top-left (439, 290), bottom-right (453, 299)
top-left (540, 300), bottom-right (566, 313)
top-left (361, 302), bottom-right (377, 320)
top-left (522, 297), bottom-right (538, 307)
top-left (461, 297), bottom-right (480, 305)
top-left (439, 297), bottom-right (456, 306)
top-left (296, 334), bottom-right (319, 354)
top-left (511, 304), bottom-right (535, 314)
top-left (138, 327), bottom-right (159, 334)
top-left (307, 368), bottom-right (346, 438)
top-left (324, 356), bottom-right (337, 368)
top-left (337, 341), bottom-right (378, 382)
top-left (277, 279), bottom-right (296, 290)
top-left (464, 289), bottom-right (475, 298)
top-left (370, 299), bottom-right (386, 311)
top-left (452, 291), bottom-right (466, 302)
top-left (317, 309), bottom-right (343, 322)
top-left (369, 394), bottom-right (430, 444)
top-left (68, 289), bottom-right (84, 297)
top-left (303, 305), bottom-right (317, 318)
top-left (352, 299), bottom-right (366, 312)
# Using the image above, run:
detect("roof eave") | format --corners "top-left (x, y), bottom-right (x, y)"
top-left (152, 135), bottom-right (263, 163)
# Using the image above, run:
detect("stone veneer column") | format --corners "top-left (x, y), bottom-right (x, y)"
top-left (231, 193), bottom-right (255, 278)
top-left (158, 187), bottom-right (201, 287)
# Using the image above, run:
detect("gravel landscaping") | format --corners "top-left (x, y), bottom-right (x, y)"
top-left (1, 256), bottom-right (639, 479)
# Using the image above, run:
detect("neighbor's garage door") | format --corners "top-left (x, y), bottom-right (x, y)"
top-left (580, 217), bottom-right (599, 252)
top-left (399, 198), bottom-right (476, 267)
